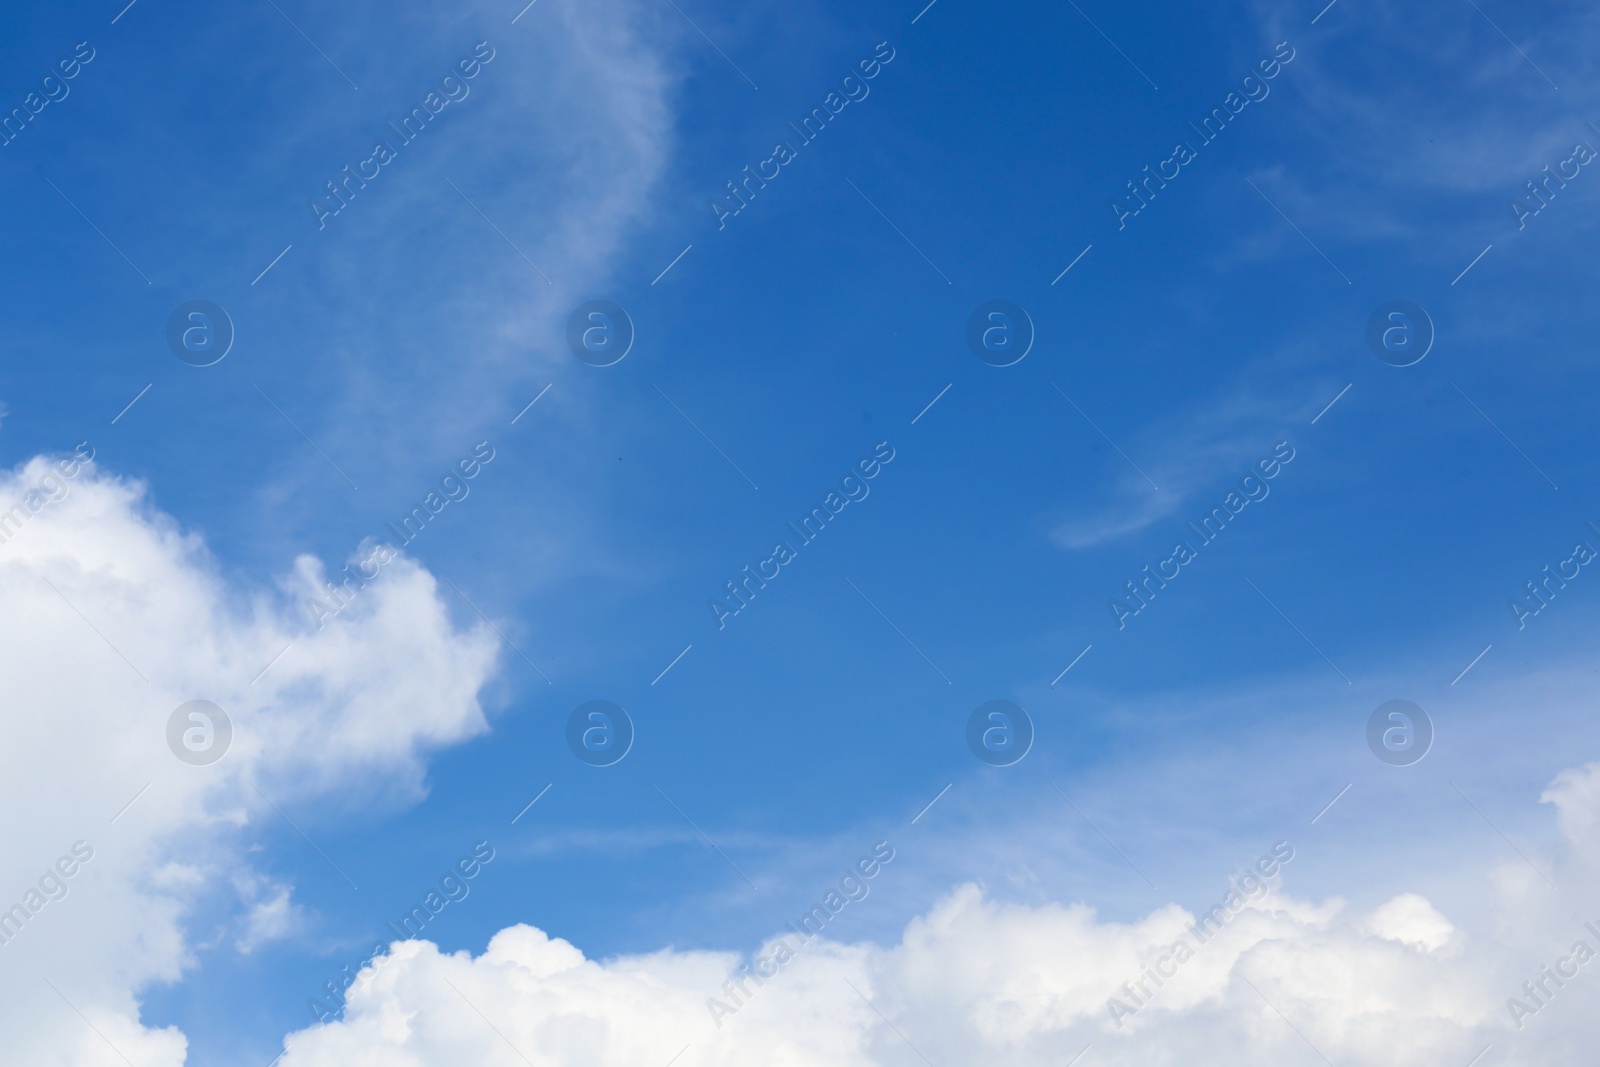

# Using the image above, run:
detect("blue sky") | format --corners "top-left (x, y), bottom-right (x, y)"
top-left (5, 0), bottom-right (1600, 1064)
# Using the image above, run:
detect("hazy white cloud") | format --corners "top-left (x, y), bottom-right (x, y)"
top-left (1050, 382), bottom-right (1312, 550)
top-left (233, 875), bottom-right (304, 955)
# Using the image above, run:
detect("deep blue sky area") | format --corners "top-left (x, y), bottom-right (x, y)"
top-left (4, 0), bottom-right (1600, 1063)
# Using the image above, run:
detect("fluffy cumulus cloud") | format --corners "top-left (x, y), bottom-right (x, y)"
top-left (0, 451), bottom-right (499, 1066)
top-left (1542, 761), bottom-right (1600, 854)
top-left (277, 812), bottom-right (1600, 1067)
top-left (9, 447), bottom-right (1600, 1066)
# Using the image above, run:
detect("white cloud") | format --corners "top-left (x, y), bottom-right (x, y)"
top-left (0, 452), bottom-right (500, 1066)
top-left (8, 449), bottom-right (1600, 1067)
top-left (1362, 893), bottom-right (1455, 952)
top-left (233, 875), bottom-right (304, 954)
top-left (274, 800), bottom-right (1600, 1067)
top-left (1541, 761), bottom-right (1600, 857)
